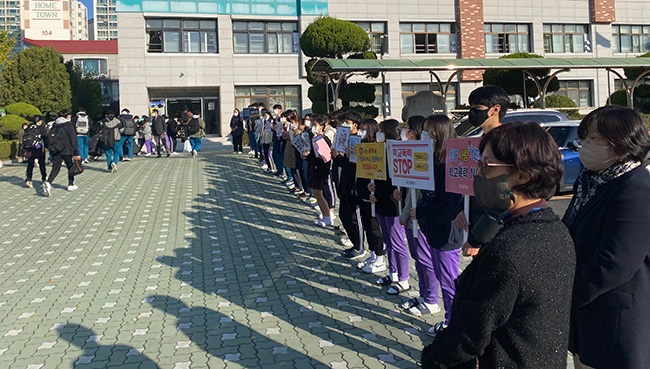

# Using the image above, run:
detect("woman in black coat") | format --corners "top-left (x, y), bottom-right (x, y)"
top-left (562, 106), bottom-right (650, 369)
top-left (230, 108), bottom-right (244, 154)
top-left (422, 122), bottom-right (575, 369)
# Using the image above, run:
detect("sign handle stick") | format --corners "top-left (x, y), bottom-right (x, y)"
top-left (370, 179), bottom-right (376, 217)
top-left (397, 186), bottom-right (402, 212)
top-left (462, 194), bottom-right (470, 244)
top-left (411, 188), bottom-right (418, 239)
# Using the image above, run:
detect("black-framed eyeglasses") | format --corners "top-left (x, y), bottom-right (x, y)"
top-left (477, 160), bottom-right (515, 175)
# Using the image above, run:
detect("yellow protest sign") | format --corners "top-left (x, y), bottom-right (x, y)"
top-left (356, 142), bottom-right (387, 180)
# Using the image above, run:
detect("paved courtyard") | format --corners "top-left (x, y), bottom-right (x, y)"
top-left (0, 139), bottom-right (574, 369)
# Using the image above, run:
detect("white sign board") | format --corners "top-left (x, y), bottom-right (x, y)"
top-left (387, 140), bottom-right (435, 190)
top-left (24, 0), bottom-right (70, 40)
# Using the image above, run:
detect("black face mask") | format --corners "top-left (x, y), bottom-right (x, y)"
top-left (473, 174), bottom-right (514, 215)
top-left (468, 107), bottom-right (490, 127)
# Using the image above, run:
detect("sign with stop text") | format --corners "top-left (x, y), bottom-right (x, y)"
top-left (387, 140), bottom-right (434, 190)
top-left (356, 143), bottom-right (387, 181)
top-left (445, 137), bottom-right (482, 196)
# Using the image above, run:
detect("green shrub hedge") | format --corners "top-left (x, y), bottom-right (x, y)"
top-left (4, 102), bottom-right (42, 119)
top-left (0, 114), bottom-right (29, 140)
top-left (0, 140), bottom-right (18, 159)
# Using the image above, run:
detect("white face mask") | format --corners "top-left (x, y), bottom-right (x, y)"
top-left (358, 129), bottom-right (367, 139)
top-left (376, 131), bottom-right (386, 143)
top-left (233, 112), bottom-right (239, 117)
top-left (579, 141), bottom-right (617, 172)
top-left (311, 126), bottom-right (319, 135)
top-left (421, 131), bottom-right (431, 141)
top-left (281, 117), bottom-right (287, 124)
top-left (291, 123), bottom-right (298, 130)
top-left (400, 129), bottom-right (408, 141)
top-left (304, 120), bottom-right (312, 128)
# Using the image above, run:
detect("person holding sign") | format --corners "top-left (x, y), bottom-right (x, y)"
top-left (411, 115), bottom-right (463, 326)
top-left (454, 86), bottom-right (510, 257)
top-left (306, 115), bottom-right (335, 226)
top-left (355, 119), bottom-right (387, 273)
top-left (422, 122), bottom-right (575, 369)
top-left (289, 114), bottom-right (309, 197)
top-left (333, 111), bottom-right (366, 260)
top-left (369, 119), bottom-right (410, 290)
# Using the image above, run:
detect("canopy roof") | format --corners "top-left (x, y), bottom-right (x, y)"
top-left (311, 57), bottom-right (650, 73)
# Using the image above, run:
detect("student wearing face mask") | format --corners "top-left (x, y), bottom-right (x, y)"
top-left (305, 115), bottom-right (335, 226)
top-left (260, 110), bottom-right (274, 172)
top-left (368, 119), bottom-right (410, 286)
top-left (354, 119), bottom-right (387, 272)
top-left (422, 121), bottom-right (575, 369)
top-left (409, 115), bottom-right (463, 330)
top-left (229, 108), bottom-right (244, 154)
top-left (289, 115), bottom-right (309, 197)
top-left (271, 104), bottom-right (286, 177)
top-left (454, 85), bottom-right (510, 258)
top-left (562, 106), bottom-right (650, 369)
top-left (333, 111), bottom-right (366, 260)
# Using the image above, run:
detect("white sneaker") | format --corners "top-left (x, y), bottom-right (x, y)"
top-left (111, 163), bottom-right (117, 172)
top-left (145, 153), bottom-right (152, 157)
top-left (340, 237), bottom-right (353, 247)
top-left (261, 164), bottom-right (268, 170)
top-left (67, 184), bottom-right (78, 191)
top-left (357, 254), bottom-right (377, 269)
top-left (43, 182), bottom-right (52, 197)
top-left (362, 257), bottom-right (387, 274)
top-left (192, 150), bottom-right (197, 158)
top-left (315, 217), bottom-right (332, 227)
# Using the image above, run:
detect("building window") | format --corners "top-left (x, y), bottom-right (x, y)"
top-left (484, 23), bottom-right (530, 53)
top-left (232, 21), bottom-right (298, 54)
top-left (400, 22), bottom-right (456, 54)
top-left (73, 59), bottom-right (108, 77)
top-left (234, 86), bottom-right (301, 112)
top-left (355, 22), bottom-right (387, 54)
top-left (612, 25), bottom-right (650, 53)
top-left (146, 18), bottom-right (218, 54)
top-left (543, 24), bottom-right (590, 53)
top-left (401, 82), bottom-right (458, 112)
top-left (555, 80), bottom-right (592, 107)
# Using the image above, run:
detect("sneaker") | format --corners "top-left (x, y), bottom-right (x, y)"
top-left (192, 150), bottom-right (197, 158)
top-left (362, 258), bottom-right (387, 274)
top-left (124, 158), bottom-right (132, 161)
top-left (294, 189), bottom-right (305, 196)
top-left (111, 163), bottom-right (117, 173)
top-left (287, 183), bottom-right (295, 190)
top-left (427, 322), bottom-right (448, 337)
top-left (237, 151), bottom-right (243, 154)
top-left (357, 254), bottom-right (377, 269)
top-left (261, 164), bottom-right (268, 170)
top-left (407, 302), bottom-right (441, 316)
top-left (248, 150), bottom-right (254, 155)
top-left (82, 159), bottom-right (89, 164)
top-left (340, 238), bottom-right (354, 247)
top-left (306, 197), bottom-right (318, 205)
top-left (342, 249), bottom-right (367, 260)
top-left (42, 182), bottom-right (51, 197)
top-left (145, 153), bottom-right (152, 157)
top-left (67, 184), bottom-right (78, 191)
top-left (25, 180), bottom-right (32, 188)
top-left (315, 218), bottom-right (333, 227)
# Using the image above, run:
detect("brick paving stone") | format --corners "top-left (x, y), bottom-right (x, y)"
top-left (0, 139), bottom-right (565, 368)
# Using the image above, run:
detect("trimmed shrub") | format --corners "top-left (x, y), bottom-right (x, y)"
top-left (534, 94), bottom-right (580, 119)
top-left (341, 105), bottom-right (379, 119)
top-left (624, 51), bottom-right (650, 81)
top-left (4, 102), bottom-right (41, 119)
top-left (0, 114), bottom-right (29, 140)
top-left (300, 17), bottom-right (370, 58)
top-left (0, 140), bottom-right (17, 159)
top-left (608, 84), bottom-right (650, 113)
top-left (339, 82), bottom-right (376, 104)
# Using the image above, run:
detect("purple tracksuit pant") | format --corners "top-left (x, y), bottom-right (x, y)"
top-left (431, 247), bottom-right (460, 324)
top-left (406, 224), bottom-right (438, 305)
top-left (377, 215), bottom-right (409, 282)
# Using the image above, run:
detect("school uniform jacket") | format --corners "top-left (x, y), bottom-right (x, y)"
top-left (562, 165), bottom-right (650, 369)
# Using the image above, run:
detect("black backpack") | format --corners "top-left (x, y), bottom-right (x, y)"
top-left (122, 118), bottom-right (136, 136)
top-left (187, 119), bottom-right (200, 135)
top-left (22, 124), bottom-right (42, 150)
top-left (101, 125), bottom-right (116, 148)
top-left (48, 125), bottom-right (68, 154)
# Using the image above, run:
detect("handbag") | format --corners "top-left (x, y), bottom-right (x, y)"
top-left (183, 140), bottom-right (192, 153)
top-left (71, 157), bottom-right (84, 176)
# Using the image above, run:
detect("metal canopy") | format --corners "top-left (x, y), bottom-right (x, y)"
top-left (312, 57), bottom-right (650, 73)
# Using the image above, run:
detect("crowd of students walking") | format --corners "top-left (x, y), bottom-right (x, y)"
top-left (19, 106), bottom-right (206, 197)
top-left (234, 86), bottom-right (650, 369)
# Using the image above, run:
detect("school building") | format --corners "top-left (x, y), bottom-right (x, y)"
top-left (115, 0), bottom-right (650, 135)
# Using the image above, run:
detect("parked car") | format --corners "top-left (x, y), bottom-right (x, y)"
top-left (542, 121), bottom-right (583, 193)
top-left (456, 109), bottom-right (570, 137)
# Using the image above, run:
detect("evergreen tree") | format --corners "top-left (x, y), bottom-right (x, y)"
top-left (0, 31), bottom-right (16, 69)
top-left (65, 60), bottom-right (103, 119)
top-left (0, 46), bottom-right (71, 112)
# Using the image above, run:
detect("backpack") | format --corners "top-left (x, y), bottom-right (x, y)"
top-left (122, 117), bottom-right (136, 136)
top-left (22, 124), bottom-right (42, 151)
top-left (76, 113), bottom-right (89, 135)
top-left (48, 124), bottom-right (69, 154)
top-left (187, 119), bottom-right (200, 135)
top-left (101, 125), bottom-right (116, 148)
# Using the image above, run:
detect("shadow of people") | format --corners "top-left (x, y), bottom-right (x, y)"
top-left (149, 294), bottom-right (330, 367)
top-left (57, 323), bottom-right (161, 369)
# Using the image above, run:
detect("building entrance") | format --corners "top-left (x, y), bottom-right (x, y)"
top-left (148, 88), bottom-right (221, 135)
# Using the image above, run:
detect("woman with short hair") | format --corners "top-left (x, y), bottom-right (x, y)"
top-left (563, 105), bottom-right (650, 369)
top-left (422, 121), bottom-right (575, 369)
